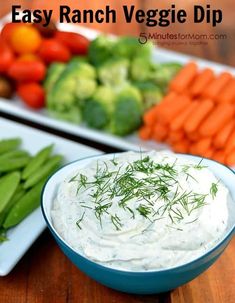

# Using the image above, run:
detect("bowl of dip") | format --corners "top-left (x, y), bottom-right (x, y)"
top-left (41, 151), bottom-right (235, 294)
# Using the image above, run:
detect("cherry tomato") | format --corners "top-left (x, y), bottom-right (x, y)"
top-left (17, 82), bottom-right (45, 109)
top-left (33, 19), bottom-right (57, 37)
top-left (8, 59), bottom-right (46, 82)
top-left (10, 25), bottom-right (42, 54)
top-left (18, 54), bottom-right (42, 62)
top-left (55, 31), bottom-right (90, 55)
top-left (38, 38), bottom-right (71, 64)
top-left (0, 41), bottom-right (15, 73)
top-left (1, 23), bottom-right (22, 43)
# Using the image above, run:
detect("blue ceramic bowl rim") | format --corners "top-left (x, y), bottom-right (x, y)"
top-left (41, 151), bottom-right (235, 275)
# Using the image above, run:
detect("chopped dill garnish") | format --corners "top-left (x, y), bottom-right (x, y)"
top-left (210, 182), bottom-right (219, 199)
top-left (194, 159), bottom-right (208, 170)
top-left (76, 212), bottom-right (85, 230)
top-left (74, 154), bottom-right (213, 231)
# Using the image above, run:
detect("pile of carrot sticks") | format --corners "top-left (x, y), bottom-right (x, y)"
top-left (139, 62), bottom-right (235, 166)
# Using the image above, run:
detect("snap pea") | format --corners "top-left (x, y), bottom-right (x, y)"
top-left (0, 172), bottom-right (20, 215)
top-left (22, 144), bottom-right (54, 180)
top-left (23, 155), bottom-right (63, 189)
top-left (3, 178), bottom-right (46, 229)
top-left (0, 138), bottom-right (21, 155)
top-left (0, 156), bottom-right (31, 173)
top-left (0, 150), bottom-right (30, 160)
top-left (0, 183), bottom-right (25, 226)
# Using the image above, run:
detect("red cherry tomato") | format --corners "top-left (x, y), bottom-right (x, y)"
top-left (17, 82), bottom-right (45, 109)
top-left (1, 23), bottom-right (22, 43)
top-left (0, 41), bottom-right (15, 73)
top-left (55, 31), bottom-right (90, 55)
top-left (8, 59), bottom-right (46, 82)
top-left (38, 38), bottom-right (71, 64)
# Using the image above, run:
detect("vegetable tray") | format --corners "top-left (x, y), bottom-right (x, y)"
top-left (0, 15), bottom-right (235, 152)
top-left (0, 117), bottom-right (101, 276)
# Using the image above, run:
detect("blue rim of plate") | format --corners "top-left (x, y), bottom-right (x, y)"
top-left (41, 151), bottom-right (235, 274)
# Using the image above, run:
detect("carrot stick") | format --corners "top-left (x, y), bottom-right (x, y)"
top-left (167, 130), bottom-right (185, 144)
top-left (193, 138), bottom-right (212, 156)
top-left (204, 147), bottom-right (214, 159)
top-left (143, 108), bottom-right (158, 126)
top-left (187, 131), bottom-right (200, 142)
top-left (226, 149), bottom-right (235, 166)
top-left (216, 78), bottom-right (235, 104)
top-left (155, 92), bottom-right (178, 114)
top-left (190, 68), bottom-right (215, 97)
top-left (152, 123), bottom-right (168, 142)
top-left (214, 120), bottom-right (235, 149)
top-left (158, 94), bottom-right (191, 124)
top-left (184, 99), bottom-right (214, 133)
top-left (199, 103), bottom-right (234, 137)
top-left (224, 128), bottom-right (235, 154)
top-left (170, 62), bottom-right (198, 93)
top-left (170, 101), bottom-right (198, 131)
top-left (203, 72), bottom-right (232, 99)
top-left (139, 126), bottom-right (152, 140)
top-left (212, 150), bottom-right (226, 164)
top-left (171, 139), bottom-right (190, 154)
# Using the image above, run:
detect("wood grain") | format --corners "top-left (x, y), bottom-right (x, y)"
top-left (0, 0), bottom-right (235, 302)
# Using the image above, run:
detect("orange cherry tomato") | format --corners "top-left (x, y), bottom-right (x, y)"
top-left (10, 25), bottom-right (42, 54)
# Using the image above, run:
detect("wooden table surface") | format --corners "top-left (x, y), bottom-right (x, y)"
top-left (0, 1), bottom-right (235, 302)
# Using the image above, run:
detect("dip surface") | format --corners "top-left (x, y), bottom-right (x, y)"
top-left (51, 151), bottom-right (233, 271)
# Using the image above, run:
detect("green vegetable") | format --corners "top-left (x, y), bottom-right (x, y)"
top-left (0, 138), bottom-right (21, 155)
top-left (46, 60), bottom-right (96, 123)
top-left (22, 144), bottom-right (54, 180)
top-left (23, 155), bottom-right (63, 189)
top-left (0, 228), bottom-right (7, 243)
top-left (0, 156), bottom-right (30, 173)
top-left (83, 86), bottom-right (115, 129)
top-left (150, 62), bottom-right (182, 89)
top-left (115, 36), bottom-right (153, 59)
top-left (88, 35), bottom-right (115, 66)
top-left (97, 58), bottom-right (129, 87)
top-left (0, 183), bottom-right (25, 226)
top-left (44, 63), bottom-right (66, 93)
top-left (108, 84), bottom-right (143, 136)
top-left (134, 81), bottom-right (163, 110)
top-left (0, 172), bottom-right (20, 218)
top-left (0, 150), bottom-right (29, 160)
top-left (3, 179), bottom-right (46, 229)
top-left (130, 56), bottom-right (156, 82)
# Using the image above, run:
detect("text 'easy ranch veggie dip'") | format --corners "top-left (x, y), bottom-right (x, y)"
top-left (52, 151), bottom-right (233, 271)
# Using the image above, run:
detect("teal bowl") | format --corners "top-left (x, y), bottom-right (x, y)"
top-left (41, 153), bottom-right (235, 294)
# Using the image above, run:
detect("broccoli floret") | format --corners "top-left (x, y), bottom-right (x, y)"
top-left (97, 58), bottom-right (129, 87)
top-left (46, 61), bottom-right (97, 123)
top-left (44, 63), bottom-right (66, 93)
top-left (48, 107), bottom-right (82, 124)
top-left (83, 86), bottom-right (115, 129)
top-left (108, 84), bottom-right (143, 136)
top-left (134, 81), bottom-right (163, 110)
top-left (89, 35), bottom-right (115, 66)
top-left (115, 36), bottom-right (153, 60)
top-left (150, 62), bottom-right (182, 89)
top-left (130, 56), bottom-right (156, 82)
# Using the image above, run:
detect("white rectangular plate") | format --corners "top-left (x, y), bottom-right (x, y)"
top-left (0, 117), bottom-right (101, 276)
top-left (0, 15), bottom-right (235, 151)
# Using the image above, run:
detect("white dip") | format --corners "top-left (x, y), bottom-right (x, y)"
top-left (51, 151), bottom-right (233, 271)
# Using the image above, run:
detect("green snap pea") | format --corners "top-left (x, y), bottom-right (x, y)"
top-left (0, 183), bottom-right (25, 226)
top-left (23, 155), bottom-right (63, 189)
top-left (3, 178), bottom-right (46, 229)
top-left (22, 144), bottom-right (54, 180)
top-left (0, 150), bottom-right (30, 160)
top-left (0, 138), bottom-right (21, 155)
top-left (0, 172), bottom-right (20, 216)
top-left (0, 156), bottom-right (31, 173)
